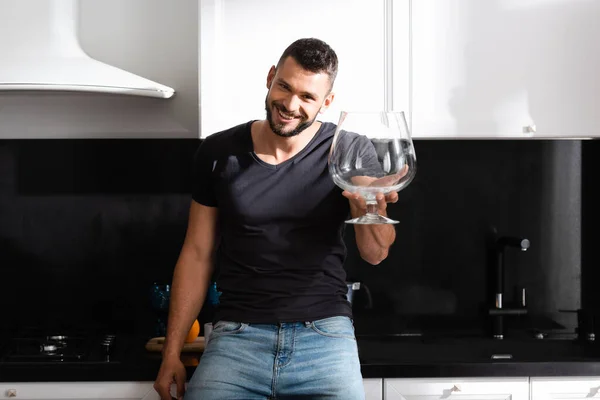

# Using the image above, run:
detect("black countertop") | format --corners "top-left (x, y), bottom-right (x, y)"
top-left (3, 335), bottom-right (600, 382)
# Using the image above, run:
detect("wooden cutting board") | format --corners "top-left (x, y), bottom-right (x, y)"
top-left (145, 336), bottom-right (205, 352)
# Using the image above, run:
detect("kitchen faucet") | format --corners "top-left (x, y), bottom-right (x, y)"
top-left (489, 235), bottom-right (530, 339)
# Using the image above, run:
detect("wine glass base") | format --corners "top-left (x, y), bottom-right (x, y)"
top-left (345, 214), bottom-right (399, 225)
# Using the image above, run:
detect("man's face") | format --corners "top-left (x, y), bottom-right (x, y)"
top-left (265, 56), bottom-right (334, 138)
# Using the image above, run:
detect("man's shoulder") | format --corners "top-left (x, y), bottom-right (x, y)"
top-left (195, 121), bottom-right (253, 162)
top-left (308, 121), bottom-right (337, 148)
top-left (316, 121), bottom-right (367, 145)
top-left (319, 121), bottom-right (337, 137)
top-left (202, 121), bottom-right (252, 148)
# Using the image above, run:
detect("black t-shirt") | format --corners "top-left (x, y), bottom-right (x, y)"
top-left (192, 120), bottom-right (358, 323)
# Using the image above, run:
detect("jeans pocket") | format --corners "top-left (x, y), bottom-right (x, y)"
top-left (310, 316), bottom-right (356, 340)
top-left (212, 320), bottom-right (247, 336)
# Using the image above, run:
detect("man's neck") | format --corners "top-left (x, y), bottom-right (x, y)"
top-left (251, 120), bottom-right (321, 165)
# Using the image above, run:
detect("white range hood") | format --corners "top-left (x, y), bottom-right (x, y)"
top-left (0, 0), bottom-right (175, 99)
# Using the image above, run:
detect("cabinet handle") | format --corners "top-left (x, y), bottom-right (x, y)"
top-left (6, 389), bottom-right (17, 398)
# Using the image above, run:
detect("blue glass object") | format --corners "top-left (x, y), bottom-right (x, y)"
top-left (207, 281), bottom-right (221, 306)
top-left (150, 283), bottom-right (171, 337)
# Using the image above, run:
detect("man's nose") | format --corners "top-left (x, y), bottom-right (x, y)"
top-left (282, 94), bottom-right (301, 114)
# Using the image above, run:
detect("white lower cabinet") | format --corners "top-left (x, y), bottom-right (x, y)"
top-left (531, 377), bottom-right (600, 400)
top-left (364, 378), bottom-right (383, 400)
top-left (0, 380), bottom-right (381, 399)
top-left (8, 377), bottom-right (600, 399)
top-left (383, 378), bottom-right (529, 400)
top-left (0, 382), bottom-right (158, 400)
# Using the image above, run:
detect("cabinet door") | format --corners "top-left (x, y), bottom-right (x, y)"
top-left (410, 0), bottom-right (600, 138)
top-left (200, 0), bottom-right (406, 138)
top-left (0, 382), bottom-right (157, 400)
top-left (531, 377), bottom-right (600, 400)
top-left (384, 378), bottom-right (529, 400)
top-left (364, 378), bottom-right (383, 400)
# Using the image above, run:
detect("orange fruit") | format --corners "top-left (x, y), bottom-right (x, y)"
top-left (185, 319), bottom-right (200, 343)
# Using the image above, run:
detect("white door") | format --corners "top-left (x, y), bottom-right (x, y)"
top-left (409, 0), bottom-right (600, 138)
top-left (199, 0), bottom-right (407, 137)
top-left (384, 377), bottom-right (529, 400)
top-left (364, 378), bottom-right (383, 400)
top-left (531, 377), bottom-right (600, 400)
top-left (0, 382), bottom-right (158, 400)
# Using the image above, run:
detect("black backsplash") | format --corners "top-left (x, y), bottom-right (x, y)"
top-left (0, 138), bottom-right (594, 337)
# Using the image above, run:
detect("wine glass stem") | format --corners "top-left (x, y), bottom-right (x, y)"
top-left (366, 201), bottom-right (379, 216)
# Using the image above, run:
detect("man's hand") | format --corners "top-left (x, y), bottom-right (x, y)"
top-left (342, 191), bottom-right (398, 216)
top-left (344, 164), bottom-right (407, 215)
top-left (154, 355), bottom-right (187, 400)
top-left (349, 165), bottom-right (409, 188)
top-left (342, 189), bottom-right (398, 264)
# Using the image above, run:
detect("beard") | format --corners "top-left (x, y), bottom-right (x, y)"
top-left (265, 96), bottom-right (317, 138)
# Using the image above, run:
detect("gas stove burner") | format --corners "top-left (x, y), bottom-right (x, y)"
top-left (1, 332), bottom-right (124, 364)
top-left (46, 335), bottom-right (70, 341)
top-left (40, 343), bottom-right (58, 353)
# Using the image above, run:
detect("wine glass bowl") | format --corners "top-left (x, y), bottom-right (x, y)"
top-left (328, 111), bottom-right (416, 224)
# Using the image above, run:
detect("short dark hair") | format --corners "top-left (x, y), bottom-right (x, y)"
top-left (276, 38), bottom-right (338, 89)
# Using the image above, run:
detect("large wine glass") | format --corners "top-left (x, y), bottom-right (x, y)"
top-left (328, 111), bottom-right (416, 224)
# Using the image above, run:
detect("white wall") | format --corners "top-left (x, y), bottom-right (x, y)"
top-left (0, 0), bottom-right (198, 139)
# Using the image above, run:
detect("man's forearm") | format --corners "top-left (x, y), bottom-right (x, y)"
top-left (162, 248), bottom-right (213, 358)
top-left (354, 216), bottom-right (396, 265)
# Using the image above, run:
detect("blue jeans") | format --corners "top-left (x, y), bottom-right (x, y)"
top-left (185, 316), bottom-right (365, 400)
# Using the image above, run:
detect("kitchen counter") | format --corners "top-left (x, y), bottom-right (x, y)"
top-left (3, 335), bottom-right (600, 382)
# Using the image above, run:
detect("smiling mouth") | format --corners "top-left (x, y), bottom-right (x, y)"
top-left (276, 106), bottom-right (299, 121)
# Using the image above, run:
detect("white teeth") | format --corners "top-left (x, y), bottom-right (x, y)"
top-left (278, 109), bottom-right (295, 120)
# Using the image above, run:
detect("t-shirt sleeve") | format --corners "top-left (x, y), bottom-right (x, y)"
top-left (356, 135), bottom-right (384, 177)
top-left (191, 139), bottom-right (218, 207)
top-left (334, 132), bottom-right (384, 178)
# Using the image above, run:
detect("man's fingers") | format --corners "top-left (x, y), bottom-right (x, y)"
top-left (154, 360), bottom-right (187, 400)
top-left (176, 372), bottom-right (186, 400)
top-left (343, 191), bottom-right (367, 210)
top-left (376, 193), bottom-right (387, 210)
top-left (153, 381), bottom-right (173, 400)
top-left (354, 194), bottom-right (367, 210)
top-left (344, 190), bottom-right (397, 210)
top-left (385, 192), bottom-right (399, 203)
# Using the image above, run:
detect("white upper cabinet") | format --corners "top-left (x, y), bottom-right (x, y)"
top-left (201, 0), bottom-right (598, 139)
top-left (410, 0), bottom-right (600, 138)
top-left (199, 0), bottom-right (409, 138)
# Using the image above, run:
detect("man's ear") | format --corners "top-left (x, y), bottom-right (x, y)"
top-left (266, 66), bottom-right (276, 89)
top-left (319, 92), bottom-right (335, 114)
